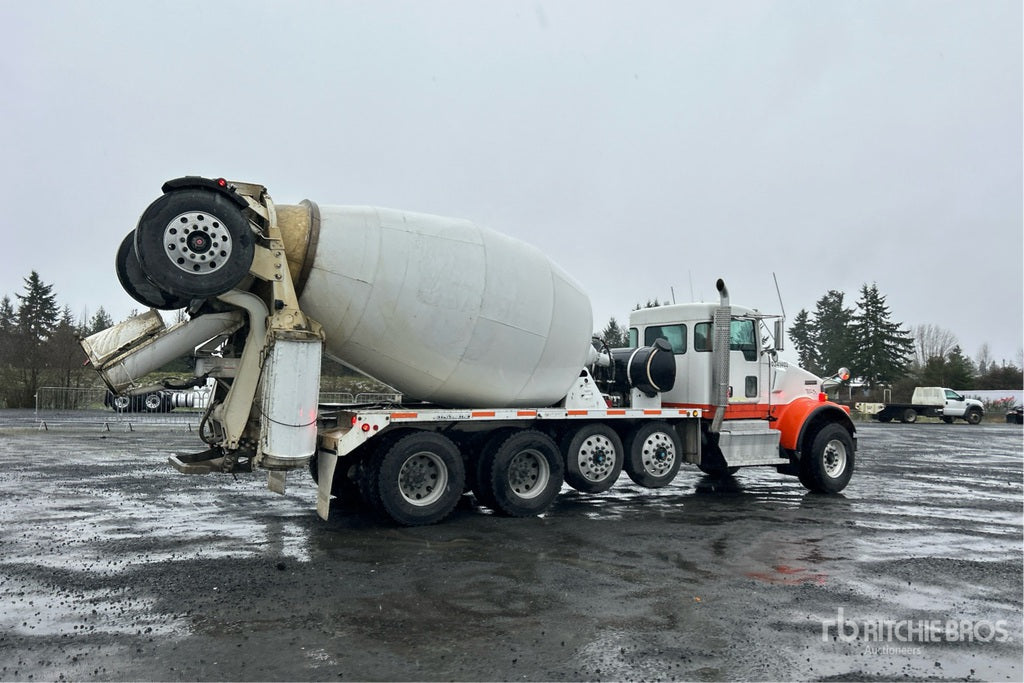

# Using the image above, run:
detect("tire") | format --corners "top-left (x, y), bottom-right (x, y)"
top-left (799, 423), bottom-right (854, 494)
top-left (964, 409), bottom-right (983, 425)
top-left (876, 414), bottom-right (892, 423)
top-left (106, 392), bottom-right (133, 413)
top-left (376, 432), bottom-right (465, 526)
top-left (143, 392), bottom-right (165, 412)
top-left (940, 417), bottom-right (954, 424)
top-left (115, 231), bottom-right (191, 310)
top-left (480, 430), bottom-right (563, 517)
top-left (134, 189), bottom-right (255, 300)
top-left (470, 429), bottom-right (514, 511)
top-left (624, 421), bottom-right (682, 488)
top-left (561, 424), bottom-right (623, 493)
top-left (901, 408), bottom-right (917, 423)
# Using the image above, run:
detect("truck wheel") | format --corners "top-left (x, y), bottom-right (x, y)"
top-left (562, 424), bottom-right (623, 493)
top-left (799, 424), bottom-right (854, 494)
top-left (134, 189), bottom-right (255, 300)
top-left (470, 429), bottom-right (513, 511)
top-left (901, 408), bottom-right (917, 423)
top-left (481, 430), bottom-right (563, 517)
top-left (143, 393), bottom-right (165, 412)
top-left (376, 432), bottom-right (464, 526)
top-left (624, 421), bottom-right (682, 488)
top-left (356, 450), bottom-right (387, 517)
top-left (107, 393), bottom-right (132, 413)
top-left (964, 409), bottom-right (983, 425)
top-left (876, 414), bottom-right (892, 423)
top-left (115, 231), bottom-right (191, 310)
top-left (941, 416), bottom-right (954, 424)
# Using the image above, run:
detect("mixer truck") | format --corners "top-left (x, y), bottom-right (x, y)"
top-left (80, 177), bottom-right (857, 526)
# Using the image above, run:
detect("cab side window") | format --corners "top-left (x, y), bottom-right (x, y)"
top-left (694, 322), bottom-right (711, 352)
top-left (693, 320), bottom-right (757, 361)
top-left (644, 325), bottom-right (686, 354)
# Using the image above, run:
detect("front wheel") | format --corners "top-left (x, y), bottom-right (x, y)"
top-left (624, 421), bottom-right (682, 488)
top-left (964, 409), bottom-right (983, 425)
top-left (799, 424), bottom-right (854, 494)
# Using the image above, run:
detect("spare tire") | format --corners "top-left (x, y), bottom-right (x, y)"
top-left (134, 188), bottom-right (255, 299)
top-left (115, 231), bottom-right (191, 310)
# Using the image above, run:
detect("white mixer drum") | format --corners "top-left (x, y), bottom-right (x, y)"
top-left (298, 206), bottom-right (593, 408)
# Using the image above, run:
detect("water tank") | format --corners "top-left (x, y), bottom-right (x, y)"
top-left (296, 206), bottom-right (593, 408)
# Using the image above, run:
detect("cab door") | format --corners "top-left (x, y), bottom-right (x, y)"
top-left (726, 318), bottom-right (765, 410)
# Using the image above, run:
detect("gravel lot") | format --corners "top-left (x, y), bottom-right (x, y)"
top-left (1, 416), bottom-right (1021, 682)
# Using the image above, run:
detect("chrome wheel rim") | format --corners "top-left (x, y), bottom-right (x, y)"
top-left (577, 434), bottom-right (616, 482)
top-left (641, 431), bottom-right (676, 476)
top-left (163, 211), bottom-right (234, 275)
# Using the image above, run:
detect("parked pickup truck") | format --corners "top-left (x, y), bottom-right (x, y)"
top-left (858, 387), bottom-right (984, 425)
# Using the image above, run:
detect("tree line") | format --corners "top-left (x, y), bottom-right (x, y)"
top-left (0, 272), bottom-right (115, 408)
top-left (789, 284), bottom-right (1022, 398)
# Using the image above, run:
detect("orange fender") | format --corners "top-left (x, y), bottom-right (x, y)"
top-left (772, 397), bottom-right (853, 451)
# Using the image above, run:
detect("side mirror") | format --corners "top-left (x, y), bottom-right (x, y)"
top-left (773, 319), bottom-right (785, 351)
top-left (821, 367), bottom-right (851, 390)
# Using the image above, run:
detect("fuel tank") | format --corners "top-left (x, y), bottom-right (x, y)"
top-left (293, 205), bottom-right (593, 408)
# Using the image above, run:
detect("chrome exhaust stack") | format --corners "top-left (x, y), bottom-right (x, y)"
top-left (710, 278), bottom-right (731, 434)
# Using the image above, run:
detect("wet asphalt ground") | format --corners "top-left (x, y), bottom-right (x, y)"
top-left (0, 414), bottom-right (1021, 682)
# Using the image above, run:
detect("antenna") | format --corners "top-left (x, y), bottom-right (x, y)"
top-left (688, 271), bottom-right (694, 301)
top-left (772, 273), bottom-right (787, 351)
top-left (670, 286), bottom-right (676, 304)
top-left (772, 272), bottom-right (787, 320)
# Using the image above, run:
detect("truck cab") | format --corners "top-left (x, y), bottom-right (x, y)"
top-left (625, 281), bottom-right (856, 492)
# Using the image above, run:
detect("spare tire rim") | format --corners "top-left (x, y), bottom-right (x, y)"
top-left (163, 211), bottom-right (234, 275)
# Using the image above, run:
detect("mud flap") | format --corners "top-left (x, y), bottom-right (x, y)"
top-left (316, 451), bottom-right (339, 521)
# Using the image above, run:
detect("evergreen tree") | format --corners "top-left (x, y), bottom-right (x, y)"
top-left (11, 272), bottom-right (60, 406)
top-left (87, 306), bottom-right (114, 335)
top-left (16, 271), bottom-right (59, 343)
top-left (51, 306), bottom-right (88, 389)
top-left (850, 283), bottom-right (914, 388)
top-left (787, 308), bottom-right (820, 374)
top-left (598, 317), bottom-right (629, 348)
top-left (918, 346), bottom-right (975, 388)
top-left (813, 290), bottom-right (856, 378)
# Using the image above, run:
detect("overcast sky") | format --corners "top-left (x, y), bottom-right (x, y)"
top-left (2, 0), bottom-right (1021, 366)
